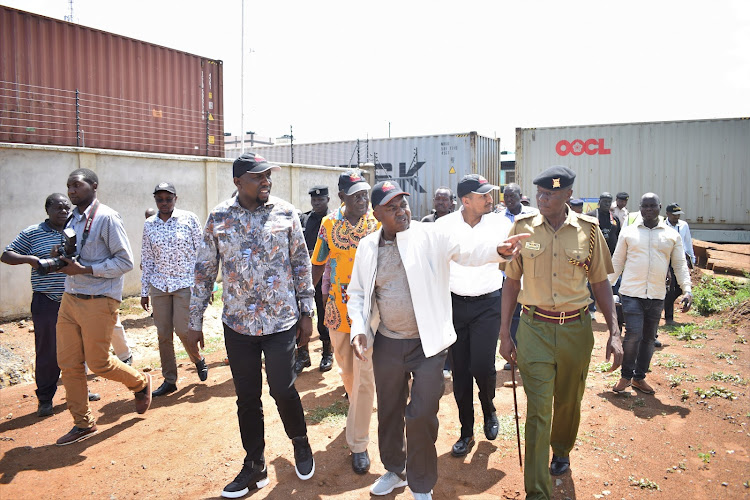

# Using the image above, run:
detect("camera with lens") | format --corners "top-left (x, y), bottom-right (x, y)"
top-left (37, 228), bottom-right (78, 275)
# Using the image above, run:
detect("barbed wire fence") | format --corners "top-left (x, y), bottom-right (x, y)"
top-left (0, 80), bottom-right (224, 157)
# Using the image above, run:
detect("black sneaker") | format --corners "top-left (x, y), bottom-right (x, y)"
top-left (37, 401), bottom-right (54, 417)
top-left (292, 436), bottom-right (315, 480)
top-left (294, 348), bottom-right (311, 374)
top-left (221, 461), bottom-right (269, 498)
top-left (196, 358), bottom-right (208, 382)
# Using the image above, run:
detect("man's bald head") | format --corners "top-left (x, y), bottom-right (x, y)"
top-left (639, 192), bottom-right (662, 227)
top-left (641, 192), bottom-right (661, 205)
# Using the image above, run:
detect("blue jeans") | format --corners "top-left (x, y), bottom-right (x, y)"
top-left (620, 295), bottom-right (664, 380)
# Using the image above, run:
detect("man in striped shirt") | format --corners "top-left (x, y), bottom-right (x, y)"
top-left (2, 193), bottom-right (71, 417)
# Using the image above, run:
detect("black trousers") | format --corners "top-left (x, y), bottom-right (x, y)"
top-left (31, 292), bottom-right (61, 404)
top-left (450, 291), bottom-right (502, 438)
top-left (314, 280), bottom-right (330, 343)
top-left (664, 266), bottom-right (682, 321)
top-left (224, 324), bottom-right (307, 464)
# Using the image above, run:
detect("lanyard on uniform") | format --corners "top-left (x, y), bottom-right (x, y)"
top-left (79, 200), bottom-right (100, 251)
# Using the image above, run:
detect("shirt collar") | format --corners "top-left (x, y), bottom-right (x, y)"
top-left (72, 199), bottom-right (98, 221)
top-left (231, 195), bottom-right (274, 212)
top-left (532, 207), bottom-right (581, 229)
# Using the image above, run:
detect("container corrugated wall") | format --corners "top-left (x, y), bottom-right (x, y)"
top-left (0, 6), bottom-right (224, 156)
top-left (240, 132), bottom-right (502, 218)
top-left (516, 118), bottom-right (750, 228)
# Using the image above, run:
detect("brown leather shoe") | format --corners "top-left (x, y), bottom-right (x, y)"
top-left (135, 373), bottom-right (152, 414)
top-left (56, 424), bottom-right (98, 446)
top-left (632, 378), bottom-right (656, 394)
top-left (612, 378), bottom-right (631, 393)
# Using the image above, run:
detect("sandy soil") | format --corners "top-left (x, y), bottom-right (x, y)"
top-left (0, 292), bottom-right (748, 499)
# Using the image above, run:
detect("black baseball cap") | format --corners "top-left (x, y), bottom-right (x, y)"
top-left (600, 192), bottom-right (613, 200)
top-left (533, 165), bottom-right (576, 190)
top-left (371, 181), bottom-right (409, 206)
top-left (308, 185), bottom-right (329, 197)
top-left (616, 192), bottom-right (629, 200)
top-left (153, 182), bottom-right (176, 195)
top-left (233, 152), bottom-right (281, 178)
top-left (666, 203), bottom-right (684, 215)
top-left (338, 170), bottom-right (371, 195)
top-left (457, 174), bottom-right (498, 198)
top-left (569, 198), bottom-right (584, 207)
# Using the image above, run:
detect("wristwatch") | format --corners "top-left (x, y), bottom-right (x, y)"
top-left (300, 310), bottom-right (314, 318)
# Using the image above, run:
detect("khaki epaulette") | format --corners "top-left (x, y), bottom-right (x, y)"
top-left (577, 213), bottom-right (598, 225)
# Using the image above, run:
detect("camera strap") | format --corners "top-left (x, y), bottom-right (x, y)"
top-left (79, 200), bottom-right (100, 251)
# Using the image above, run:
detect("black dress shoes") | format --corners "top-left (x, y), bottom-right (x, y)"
top-left (484, 412), bottom-right (499, 440)
top-left (451, 436), bottom-right (475, 457)
top-left (550, 455), bottom-right (570, 476)
top-left (196, 358), bottom-right (208, 382)
top-left (152, 381), bottom-right (178, 397)
top-left (352, 450), bottom-right (370, 474)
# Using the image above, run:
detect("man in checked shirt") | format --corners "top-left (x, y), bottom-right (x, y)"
top-left (189, 153), bottom-right (316, 498)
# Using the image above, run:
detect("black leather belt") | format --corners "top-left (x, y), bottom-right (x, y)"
top-left (68, 293), bottom-right (108, 300)
top-left (451, 289), bottom-right (501, 302)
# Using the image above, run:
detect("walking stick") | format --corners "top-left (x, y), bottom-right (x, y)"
top-left (511, 358), bottom-right (523, 470)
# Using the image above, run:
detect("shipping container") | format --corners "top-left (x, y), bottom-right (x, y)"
top-left (0, 6), bottom-right (224, 156)
top-left (515, 118), bottom-right (750, 242)
top-left (230, 132), bottom-right (502, 219)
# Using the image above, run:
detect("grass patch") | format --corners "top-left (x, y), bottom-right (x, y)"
top-left (666, 372), bottom-right (697, 388)
top-left (654, 354), bottom-right (686, 370)
top-left (307, 400), bottom-right (349, 425)
top-left (701, 318), bottom-right (723, 329)
top-left (119, 296), bottom-right (144, 315)
top-left (681, 389), bottom-right (690, 401)
top-left (591, 361), bottom-right (613, 373)
top-left (706, 372), bottom-right (747, 385)
top-left (628, 398), bottom-right (646, 409)
top-left (669, 324), bottom-right (706, 341)
top-left (692, 275), bottom-right (750, 316)
top-left (682, 342), bottom-right (705, 349)
top-left (695, 385), bottom-right (737, 400)
top-left (735, 335), bottom-right (747, 344)
top-left (715, 352), bottom-right (738, 364)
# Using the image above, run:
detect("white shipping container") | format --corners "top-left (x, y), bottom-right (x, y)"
top-left (229, 132), bottom-right (503, 218)
top-left (516, 118), bottom-right (750, 238)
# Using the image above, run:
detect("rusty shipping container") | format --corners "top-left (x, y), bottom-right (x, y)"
top-left (236, 132), bottom-right (503, 219)
top-left (0, 6), bottom-right (224, 156)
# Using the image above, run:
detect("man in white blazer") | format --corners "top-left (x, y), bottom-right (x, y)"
top-left (347, 181), bottom-right (526, 499)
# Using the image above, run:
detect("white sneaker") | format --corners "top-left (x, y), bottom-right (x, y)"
top-left (412, 491), bottom-right (433, 500)
top-left (370, 471), bottom-right (408, 496)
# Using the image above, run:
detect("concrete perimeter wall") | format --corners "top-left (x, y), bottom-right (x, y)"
top-left (0, 143), bottom-right (371, 319)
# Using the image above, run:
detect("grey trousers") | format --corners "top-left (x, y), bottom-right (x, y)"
top-left (151, 285), bottom-right (201, 384)
top-left (372, 334), bottom-right (448, 494)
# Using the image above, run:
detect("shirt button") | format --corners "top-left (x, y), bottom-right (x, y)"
top-left (553, 293), bottom-right (557, 297)
top-left (553, 253), bottom-right (557, 257)
top-left (553, 273), bottom-right (557, 277)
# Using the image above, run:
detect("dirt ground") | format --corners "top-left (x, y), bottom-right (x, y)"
top-left (0, 290), bottom-right (749, 499)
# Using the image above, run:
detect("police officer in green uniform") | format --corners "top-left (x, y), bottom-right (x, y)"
top-left (499, 165), bottom-right (623, 500)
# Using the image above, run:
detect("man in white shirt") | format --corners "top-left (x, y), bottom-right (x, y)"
top-left (348, 181), bottom-right (526, 499)
top-left (610, 193), bottom-right (693, 395)
top-left (437, 175), bottom-right (511, 457)
top-left (612, 192), bottom-right (629, 227)
top-left (141, 182), bottom-right (205, 396)
top-left (664, 202), bottom-right (695, 325)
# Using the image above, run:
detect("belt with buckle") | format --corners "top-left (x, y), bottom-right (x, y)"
top-left (451, 289), bottom-right (501, 302)
top-left (69, 293), bottom-right (108, 300)
top-left (522, 305), bottom-right (588, 324)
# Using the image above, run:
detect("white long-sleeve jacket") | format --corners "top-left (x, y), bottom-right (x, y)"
top-left (347, 221), bottom-right (507, 358)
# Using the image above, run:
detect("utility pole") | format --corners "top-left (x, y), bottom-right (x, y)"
top-left (290, 125), bottom-right (294, 163)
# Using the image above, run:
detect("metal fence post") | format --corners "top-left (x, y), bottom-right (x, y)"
top-left (75, 89), bottom-right (80, 147)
